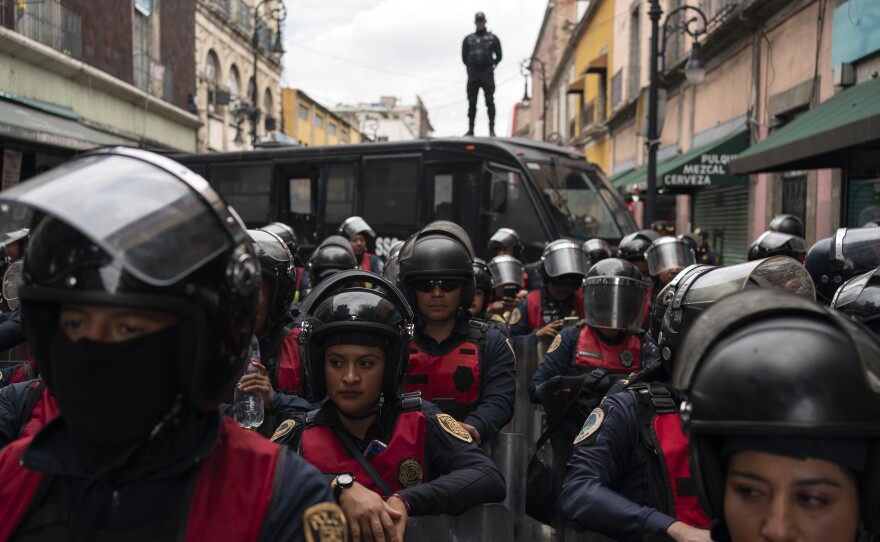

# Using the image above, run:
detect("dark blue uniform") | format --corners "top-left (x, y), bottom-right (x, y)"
top-left (0, 379), bottom-right (33, 448)
top-left (559, 390), bottom-right (676, 541)
top-left (412, 318), bottom-right (516, 443)
top-left (509, 287), bottom-right (580, 337)
top-left (0, 308), bottom-right (25, 351)
top-left (6, 413), bottom-right (335, 541)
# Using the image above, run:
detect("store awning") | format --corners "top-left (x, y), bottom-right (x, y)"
top-left (567, 79), bottom-right (585, 94)
top-left (0, 99), bottom-right (128, 151)
top-left (582, 54), bottom-right (608, 75)
top-left (611, 129), bottom-right (750, 191)
top-left (731, 77), bottom-right (880, 174)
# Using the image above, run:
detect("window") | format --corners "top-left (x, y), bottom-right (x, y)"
top-left (325, 163), bottom-right (356, 223)
top-left (315, 114), bottom-right (324, 129)
top-left (628, 6), bottom-right (641, 100)
top-left (288, 178), bottom-right (312, 214)
top-left (206, 50), bottom-right (221, 113)
top-left (211, 164), bottom-right (272, 224)
top-left (782, 174), bottom-right (807, 231)
top-left (227, 65), bottom-right (241, 101)
top-left (610, 69), bottom-right (622, 108)
top-left (263, 88), bottom-right (274, 118)
top-left (328, 123), bottom-right (337, 136)
top-left (433, 173), bottom-right (454, 220)
top-left (847, 177), bottom-right (880, 227)
top-left (362, 159), bottom-right (419, 226)
top-left (340, 130), bottom-right (348, 143)
top-left (298, 103), bottom-right (309, 120)
top-left (484, 166), bottom-right (545, 248)
top-left (133, 10), bottom-right (149, 91)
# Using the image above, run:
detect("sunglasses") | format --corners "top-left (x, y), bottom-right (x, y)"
top-left (411, 279), bottom-right (463, 292)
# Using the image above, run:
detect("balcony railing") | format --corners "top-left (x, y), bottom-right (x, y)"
top-left (580, 99), bottom-right (596, 131)
top-left (13, 0), bottom-right (82, 58)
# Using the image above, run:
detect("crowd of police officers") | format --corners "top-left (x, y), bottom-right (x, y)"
top-left (0, 148), bottom-right (878, 541)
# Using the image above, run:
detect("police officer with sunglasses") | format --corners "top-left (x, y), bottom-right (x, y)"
top-left (396, 222), bottom-right (516, 445)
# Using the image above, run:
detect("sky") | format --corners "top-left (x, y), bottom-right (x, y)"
top-left (281, 1), bottom-right (548, 138)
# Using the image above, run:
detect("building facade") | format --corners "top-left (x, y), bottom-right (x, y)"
top-left (281, 88), bottom-right (364, 146)
top-left (0, 0), bottom-right (200, 185)
top-left (194, 0), bottom-right (284, 152)
top-left (334, 96), bottom-right (433, 142)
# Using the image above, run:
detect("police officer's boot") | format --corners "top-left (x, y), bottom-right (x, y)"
top-left (465, 121), bottom-right (475, 137)
top-left (489, 123), bottom-right (496, 137)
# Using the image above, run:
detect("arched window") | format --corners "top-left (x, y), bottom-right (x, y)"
top-left (206, 50), bottom-right (221, 113)
top-left (227, 64), bottom-right (241, 101)
top-left (263, 88), bottom-right (274, 118)
top-left (247, 76), bottom-right (256, 106)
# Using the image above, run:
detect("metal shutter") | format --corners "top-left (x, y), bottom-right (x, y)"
top-left (692, 185), bottom-right (750, 265)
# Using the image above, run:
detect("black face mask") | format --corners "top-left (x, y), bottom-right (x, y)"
top-left (48, 325), bottom-right (180, 468)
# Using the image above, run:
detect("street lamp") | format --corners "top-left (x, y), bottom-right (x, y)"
top-left (522, 57), bottom-right (548, 141)
top-left (645, 1), bottom-right (708, 226)
top-left (248, 0), bottom-right (287, 148)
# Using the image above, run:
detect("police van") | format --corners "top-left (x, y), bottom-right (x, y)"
top-left (171, 137), bottom-right (637, 262)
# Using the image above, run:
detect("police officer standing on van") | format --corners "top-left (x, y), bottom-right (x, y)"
top-left (462, 12), bottom-right (502, 137)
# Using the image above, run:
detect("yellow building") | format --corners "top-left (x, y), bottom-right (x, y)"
top-left (281, 88), bottom-right (364, 146)
top-left (569, 0), bottom-right (614, 173)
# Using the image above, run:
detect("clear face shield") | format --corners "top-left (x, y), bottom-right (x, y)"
top-left (488, 255), bottom-right (524, 287)
top-left (646, 238), bottom-right (697, 276)
top-left (542, 241), bottom-right (589, 278)
top-left (583, 276), bottom-right (649, 331)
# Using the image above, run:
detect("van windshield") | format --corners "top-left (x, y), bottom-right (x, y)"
top-left (526, 160), bottom-right (636, 240)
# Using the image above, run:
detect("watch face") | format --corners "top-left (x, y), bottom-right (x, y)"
top-left (337, 473), bottom-right (354, 486)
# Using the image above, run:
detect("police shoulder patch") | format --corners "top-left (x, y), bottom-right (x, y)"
top-left (573, 407), bottom-right (605, 445)
top-left (509, 307), bottom-right (522, 325)
top-left (398, 457), bottom-right (424, 488)
top-left (270, 419), bottom-right (296, 443)
top-left (436, 413), bottom-right (473, 443)
top-left (304, 502), bottom-right (349, 542)
top-left (547, 334), bottom-right (562, 353)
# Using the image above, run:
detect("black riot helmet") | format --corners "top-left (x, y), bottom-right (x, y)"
top-left (488, 254), bottom-right (524, 288)
top-left (3, 147), bottom-right (259, 411)
top-left (747, 230), bottom-right (807, 262)
top-left (382, 239), bottom-right (406, 287)
top-left (832, 268), bottom-right (880, 336)
top-left (259, 222), bottom-right (299, 262)
top-left (806, 228), bottom-right (880, 303)
top-left (248, 229), bottom-right (297, 332)
top-left (308, 235), bottom-right (358, 287)
top-left (299, 270), bottom-right (414, 402)
top-left (617, 230), bottom-right (658, 262)
top-left (647, 264), bottom-right (708, 342)
top-left (673, 289), bottom-right (880, 535)
top-left (582, 239), bottom-right (613, 267)
top-left (473, 258), bottom-right (493, 312)
top-left (541, 239), bottom-right (589, 280)
top-left (583, 259), bottom-right (648, 331)
top-left (677, 233), bottom-right (701, 258)
top-left (397, 221), bottom-right (476, 313)
top-left (645, 236), bottom-right (696, 277)
top-left (768, 213), bottom-right (804, 237)
top-left (339, 216), bottom-right (375, 239)
top-left (487, 227), bottom-right (523, 258)
top-left (657, 257), bottom-right (815, 373)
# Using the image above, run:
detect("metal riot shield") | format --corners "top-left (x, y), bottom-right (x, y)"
top-left (482, 432), bottom-right (528, 541)
top-left (405, 504), bottom-right (515, 541)
top-left (1, 260), bottom-right (22, 312)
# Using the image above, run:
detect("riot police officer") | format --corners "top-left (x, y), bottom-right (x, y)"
top-left (747, 229), bottom-right (807, 261)
top-left (617, 229), bottom-right (659, 278)
top-left (462, 11), bottom-right (502, 137)
top-left (582, 239), bottom-right (613, 268)
top-left (469, 258), bottom-right (508, 335)
top-left (0, 148), bottom-right (344, 541)
top-left (397, 221), bottom-right (516, 444)
top-left (645, 236), bottom-right (696, 291)
top-left (339, 216), bottom-right (383, 276)
top-left (487, 227), bottom-right (542, 291)
top-left (509, 239), bottom-right (588, 342)
top-left (768, 213), bottom-right (804, 237)
top-left (272, 270), bottom-right (506, 542)
top-left (674, 289), bottom-right (880, 540)
top-left (805, 226), bottom-right (880, 303)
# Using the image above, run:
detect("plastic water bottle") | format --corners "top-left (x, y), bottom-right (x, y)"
top-left (234, 337), bottom-right (264, 429)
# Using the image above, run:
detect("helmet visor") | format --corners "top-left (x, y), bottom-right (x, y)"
top-left (756, 230), bottom-right (806, 252)
top-left (488, 228), bottom-right (518, 249)
top-left (342, 217), bottom-right (375, 238)
top-left (681, 256), bottom-right (816, 310)
top-left (0, 154), bottom-right (230, 287)
top-left (543, 243), bottom-right (588, 277)
top-left (832, 269), bottom-right (877, 310)
top-left (488, 255), bottom-right (524, 287)
top-left (646, 239), bottom-right (697, 276)
top-left (249, 230), bottom-right (291, 263)
top-left (834, 227), bottom-right (880, 270)
top-left (583, 277), bottom-right (649, 330)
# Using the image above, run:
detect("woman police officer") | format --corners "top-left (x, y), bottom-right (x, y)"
top-left (271, 270), bottom-right (505, 542)
top-left (674, 289), bottom-right (880, 541)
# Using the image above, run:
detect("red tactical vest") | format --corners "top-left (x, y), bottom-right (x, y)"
top-left (360, 252), bottom-right (372, 273)
top-left (302, 410), bottom-right (427, 496)
top-left (573, 325), bottom-right (642, 372)
top-left (19, 381), bottom-right (60, 441)
top-left (526, 288), bottom-right (585, 330)
top-left (405, 324), bottom-right (485, 414)
top-left (0, 417), bottom-right (281, 541)
top-left (630, 383), bottom-right (711, 528)
top-left (277, 327), bottom-right (303, 394)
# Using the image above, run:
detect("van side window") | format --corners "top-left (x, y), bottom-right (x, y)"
top-left (325, 163), bottom-right (355, 223)
top-left (212, 164), bottom-right (272, 224)
top-left (288, 178), bottom-right (312, 214)
top-left (434, 173), bottom-right (454, 220)
top-left (362, 158), bottom-right (419, 226)
top-left (485, 166), bottom-right (545, 249)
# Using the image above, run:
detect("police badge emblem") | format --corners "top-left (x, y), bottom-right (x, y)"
top-left (620, 349), bottom-right (635, 368)
top-left (303, 502), bottom-right (349, 542)
top-left (436, 413), bottom-right (473, 443)
top-left (398, 457), bottom-right (424, 488)
top-left (270, 419), bottom-right (296, 442)
top-left (573, 407), bottom-right (605, 445)
top-left (547, 334), bottom-right (562, 353)
top-left (509, 308), bottom-right (521, 325)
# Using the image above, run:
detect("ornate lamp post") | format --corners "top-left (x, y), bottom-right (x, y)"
top-left (248, 0), bottom-right (286, 147)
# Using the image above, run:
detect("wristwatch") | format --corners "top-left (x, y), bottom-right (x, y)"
top-left (333, 473), bottom-right (355, 502)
